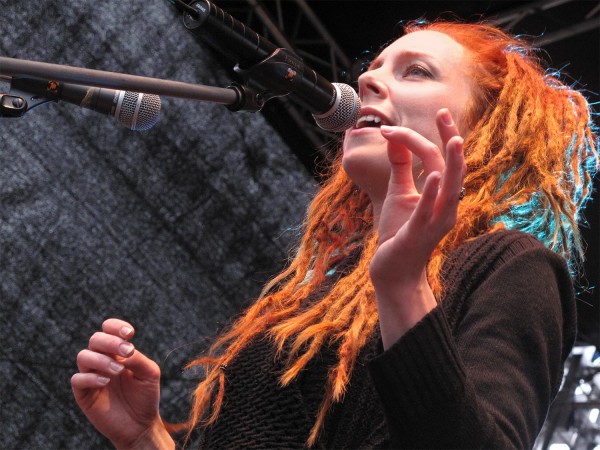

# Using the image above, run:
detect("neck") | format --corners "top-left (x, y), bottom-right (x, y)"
top-left (371, 198), bottom-right (383, 230)
top-left (366, 170), bottom-right (427, 232)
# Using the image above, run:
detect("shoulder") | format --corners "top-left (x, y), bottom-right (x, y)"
top-left (441, 230), bottom-right (576, 360)
top-left (447, 229), bottom-right (557, 268)
top-left (442, 229), bottom-right (571, 298)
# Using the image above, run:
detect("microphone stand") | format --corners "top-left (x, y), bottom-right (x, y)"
top-left (0, 56), bottom-right (266, 117)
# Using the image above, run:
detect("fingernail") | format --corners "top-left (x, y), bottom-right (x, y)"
top-left (380, 125), bottom-right (393, 134)
top-left (120, 342), bottom-right (134, 356)
top-left (120, 327), bottom-right (133, 338)
top-left (441, 109), bottom-right (453, 126)
top-left (97, 376), bottom-right (110, 386)
top-left (109, 361), bottom-right (125, 374)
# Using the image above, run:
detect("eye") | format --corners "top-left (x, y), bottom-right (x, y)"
top-left (369, 60), bottom-right (383, 71)
top-left (404, 64), bottom-right (432, 78)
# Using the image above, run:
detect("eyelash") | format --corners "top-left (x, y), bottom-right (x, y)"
top-left (404, 64), bottom-right (432, 78)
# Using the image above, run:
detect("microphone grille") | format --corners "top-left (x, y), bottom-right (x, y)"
top-left (313, 83), bottom-right (361, 132)
top-left (117, 91), bottom-right (161, 131)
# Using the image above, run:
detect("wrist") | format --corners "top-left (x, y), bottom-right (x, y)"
top-left (117, 418), bottom-right (175, 450)
top-left (369, 252), bottom-right (430, 290)
top-left (374, 271), bottom-right (437, 349)
top-left (371, 266), bottom-right (430, 300)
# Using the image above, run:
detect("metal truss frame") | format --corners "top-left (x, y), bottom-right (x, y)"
top-left (534, 347), bottom-right (600, 449)
top-left (489, 0), bottom-right (600, 46)
top-left (218, 0), bottom-right (599, 158)
top-left (218, 0), bottom-right (354, 152)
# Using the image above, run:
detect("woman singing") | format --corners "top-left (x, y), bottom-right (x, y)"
top-left (71, 20), bottom-right (598, 449)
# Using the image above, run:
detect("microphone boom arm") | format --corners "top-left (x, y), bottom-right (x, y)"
top-left (0, 56), bottom-right (243, 107)
top-left (181, 0), bottom-right (336, 115)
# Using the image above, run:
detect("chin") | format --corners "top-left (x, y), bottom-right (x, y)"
top-left (342, 146), bottom-right (390, 198)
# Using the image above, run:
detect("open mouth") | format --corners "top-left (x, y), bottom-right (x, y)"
top-left (355, 114), bottom-right (386, 129)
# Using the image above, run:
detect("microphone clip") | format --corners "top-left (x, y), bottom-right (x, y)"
top-left (229, 48), bottom-right (315, 112)
top-left (225, 83), bottom-right (265, 112)
top-left (0, 77), bottom-right (60, 117)
top-left (0, 93), bottom-right (28, 117)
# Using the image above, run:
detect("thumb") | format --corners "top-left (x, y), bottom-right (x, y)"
top-left (121, 349), bottom-right (161, 382)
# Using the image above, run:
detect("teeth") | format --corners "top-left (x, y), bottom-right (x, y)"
top-left (357, 114), bottom-right (382, 124)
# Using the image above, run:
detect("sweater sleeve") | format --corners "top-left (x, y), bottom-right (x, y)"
top-left (367, 240), bottom-right (576, 449)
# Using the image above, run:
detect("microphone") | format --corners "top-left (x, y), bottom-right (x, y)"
top-left (181, 0), bottom-right (360, 132)
top-left (9, 78), bottom-right (161, 131)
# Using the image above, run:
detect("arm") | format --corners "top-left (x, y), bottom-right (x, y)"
top-left (368, 243), bottom-right (575, 449)
top-left (368, 109), bottom-right (574, 447)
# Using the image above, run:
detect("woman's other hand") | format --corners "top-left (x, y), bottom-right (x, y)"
top-left (71, 318), bottom-right (174, 450)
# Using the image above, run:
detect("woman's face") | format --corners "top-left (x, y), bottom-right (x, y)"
top-left (342, 30), bottom-right (473, 200)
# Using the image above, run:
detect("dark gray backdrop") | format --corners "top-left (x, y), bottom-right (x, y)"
top-left (0, 1), bottom-right (316, 448)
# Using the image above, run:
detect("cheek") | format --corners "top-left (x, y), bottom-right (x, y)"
top-left (397, 91), bottom-right (468, 151)
top-left (403, 117), bottom-right (445, 151)
top-left (395, 96), bottom-right (443, 140)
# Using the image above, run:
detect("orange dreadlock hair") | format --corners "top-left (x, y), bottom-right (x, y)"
top-left (181, 21), bottom-right (598, 447)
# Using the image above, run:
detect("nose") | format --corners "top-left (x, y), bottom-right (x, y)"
top-left (357, 70), bottom-right (388, 100)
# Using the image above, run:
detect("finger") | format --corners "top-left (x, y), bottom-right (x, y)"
top-left (120, 348), bottom-right (161, 381)
top-left (76, 349), bottom-right (125, 375)
top-left (437, 136), bottom-right (466, 208)
top-left (436, 108), bottom-right (462, 155)
top-left (79, 341), bottom-right (160, 383)
top-left (91, 322), bottom-right (159, 381)
top-left (102, 318), bottom-right (135, 340)
top-left (386, 140), bottom-right (416, 195)
top-left (71, 372), bottom-right (111, 390)
top-left (403, 171), bottom-right (441, 236)
top-left (89, 331), bottom-right (136, 358)
top-left (381, 125), bottom-right (445, 176)
top-left (430, 137), bottom-right (465, 231)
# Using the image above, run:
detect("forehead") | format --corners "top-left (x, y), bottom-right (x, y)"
top-left (378, 30), bottom-right (467, 63)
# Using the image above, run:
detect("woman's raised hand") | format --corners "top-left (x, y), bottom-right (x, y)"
top-left (369, 109), bottom-right (466, 348)
top-left (71, 318), bottom-right (174, 450)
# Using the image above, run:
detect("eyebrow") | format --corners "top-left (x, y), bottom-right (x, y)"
top-left (370, 50), bottom-right (434, 69)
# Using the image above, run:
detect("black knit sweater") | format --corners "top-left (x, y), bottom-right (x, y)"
top-left (199, 230), bottom-right (576, 449)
